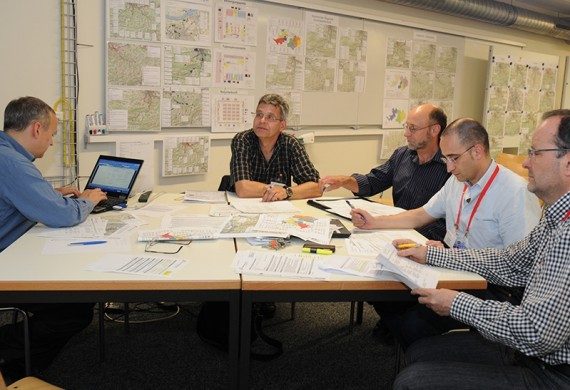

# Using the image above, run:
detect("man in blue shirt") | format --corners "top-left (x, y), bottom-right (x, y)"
top-left (319, 103), bottom-right (450, 242)
top-left (0, 96), bottom-right (106, 379)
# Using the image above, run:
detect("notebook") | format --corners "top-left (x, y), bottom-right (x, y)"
top-left (84, 155), bottom-right (144, 214)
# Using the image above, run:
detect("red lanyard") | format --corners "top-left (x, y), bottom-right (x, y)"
top-left (454, 165), bottom-right (500, 235)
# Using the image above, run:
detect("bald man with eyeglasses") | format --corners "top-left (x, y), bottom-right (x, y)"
top-left (320, 104), bottom-right (450, 242)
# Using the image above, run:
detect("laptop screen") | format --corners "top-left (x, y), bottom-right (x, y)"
top-left (85, 155), bottom-right (144, 198)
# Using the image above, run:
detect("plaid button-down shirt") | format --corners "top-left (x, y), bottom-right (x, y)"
top-left (230, 129), bottom-right (320, 187)
top-left (427, 191), bottom-right (570, 365)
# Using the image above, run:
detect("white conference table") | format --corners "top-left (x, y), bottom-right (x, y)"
top-left (235, 198), bottom-right (487, 389)
top-left (0, 193), bottom-right (241, 388)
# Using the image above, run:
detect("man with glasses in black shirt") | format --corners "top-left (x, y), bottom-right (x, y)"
top-left (320, 103), bottom-right (450, 241)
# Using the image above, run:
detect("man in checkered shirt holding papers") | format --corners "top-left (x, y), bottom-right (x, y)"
top-left (393, 109), bottom-right (570, 389)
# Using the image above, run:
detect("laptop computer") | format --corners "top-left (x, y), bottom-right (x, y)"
top-left (84, 155), bottom-right (144, 214)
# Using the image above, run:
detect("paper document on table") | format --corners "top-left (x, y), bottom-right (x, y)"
top-left (229, 197), bottom-right (300, 213)
top-left (232, 250), bottom-right (329, 279)
top-left (346, 233), bottom-right (392, 256)
top-left (376, 243), bottom-right (438, 289)
top-left (318, 256), bottom-right (384, 278)
top-left (184, 190), bottom-right (227, 203)
top-left (254, 214), bottom-right (332, 244)
top-left (87, 254), bottom-right (186, 276)
top-left (347, 231), bottom-right (425, 256)
top-left (138, 227), bottom-right (217, 241)
top-left (217, 214), bottom-right (288, 238)
top-left (100, 213), bottom-right (147, 238)
top-left (132, 203), bottom-right (188, 217)
top-left (162, 214), bottom-right (229, 231)
top-left (209, 204), bottom-right (240, 217)
top-left (34, 217), bottom-right (107, 238)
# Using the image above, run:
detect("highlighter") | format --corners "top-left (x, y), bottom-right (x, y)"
top-left (395, 243), bottom-right (418, 249)
top-left (302, 247), bottom-right (333, 255)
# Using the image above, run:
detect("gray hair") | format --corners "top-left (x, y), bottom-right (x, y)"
top-left (257, 94), bottom-right (289, 121)
top-left (4, 96), bottom-right (55, 131)
top-left (542, 109), bottom-right (570, 157)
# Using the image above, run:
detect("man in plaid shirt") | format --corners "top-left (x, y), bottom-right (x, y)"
top-left (230, 94), bottom-right (321, 202)
top-left (393, 109), bottom-right (570, 389)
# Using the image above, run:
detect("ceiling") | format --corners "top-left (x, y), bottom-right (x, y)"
top-left (497, 0), bottom-right (570, 18)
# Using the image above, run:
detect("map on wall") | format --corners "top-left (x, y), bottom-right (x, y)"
top-left (162, 135), bottom-right (211, 176)
top-left (483, 47), bottom-right (559, 156)
top-left (383, 33), bottom-right (458, 129)
top-left (108, 0), bottom-right (161, 42)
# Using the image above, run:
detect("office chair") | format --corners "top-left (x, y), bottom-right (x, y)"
top-left (496, 152), bottom-right (528, 180)
top-left (217, 175), bottom-right (233, 192)
top-left (0, 308), bottom-right (31, 376)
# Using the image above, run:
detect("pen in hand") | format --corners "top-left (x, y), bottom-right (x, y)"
top-left (346, 200), bottom-right (355, 209)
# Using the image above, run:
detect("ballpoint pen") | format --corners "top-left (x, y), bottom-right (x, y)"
top-left (68, 240), bottom-right (108, 246)
top-left (346, 200), bottom-right (355, 209)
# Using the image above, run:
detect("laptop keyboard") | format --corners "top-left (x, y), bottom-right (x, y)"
top-left (91, 197), bottom-right (125, 213)
top-left (97, 198), bottom-right (124, 208)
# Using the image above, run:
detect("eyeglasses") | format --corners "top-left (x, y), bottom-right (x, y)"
top-left (527, 147), bottom-right (570, 158)
top-left (441, 145), bottom-right (475, 165)
top-left (254, 112), bottom-right (283, 123)
top-left (403, 122), bottom-right (436, 132)
top-left (145, 240), bottom-right (191, 254)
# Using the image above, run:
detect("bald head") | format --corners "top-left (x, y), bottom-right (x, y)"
top-left (409, 103), bottom-right (447, 139)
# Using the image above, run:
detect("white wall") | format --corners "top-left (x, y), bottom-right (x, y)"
top-left (1, 0), bottom-right (568, 197)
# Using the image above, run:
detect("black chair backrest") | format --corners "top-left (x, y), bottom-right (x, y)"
top-left (218, 175), bottom-right (233, 191)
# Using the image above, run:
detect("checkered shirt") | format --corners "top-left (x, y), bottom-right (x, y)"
top-left (427, 191), bottom-right (570, 365)
top-left (230, 129), bottom-right (320, 186)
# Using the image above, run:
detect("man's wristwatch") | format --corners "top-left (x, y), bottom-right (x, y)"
top-left (284, 186), bottom-right (293, 200)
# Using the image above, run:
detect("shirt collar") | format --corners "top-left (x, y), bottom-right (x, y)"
top-left (0, 131), bottom-right (35, 162)
top-left (410, 148), bottom-right (446, 165)
top-left (544, 191), bottom-right (570, 224)
top-left (469, 160), bottom-right (497, 189)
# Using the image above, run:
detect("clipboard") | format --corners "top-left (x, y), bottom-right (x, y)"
top-left (307, 198), bottom-right (374, 221)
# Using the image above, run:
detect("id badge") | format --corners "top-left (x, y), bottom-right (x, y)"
top-left (444, 230), bottom-right (456, 248)
top-left (453, 240), bottom-right (467, 249)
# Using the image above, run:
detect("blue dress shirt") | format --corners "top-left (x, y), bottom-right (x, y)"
top-left (0, 131), bottom-right (94, 251)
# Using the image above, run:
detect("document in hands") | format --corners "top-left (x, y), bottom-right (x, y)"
top-left (376, 243), bottom-right (438, 289)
